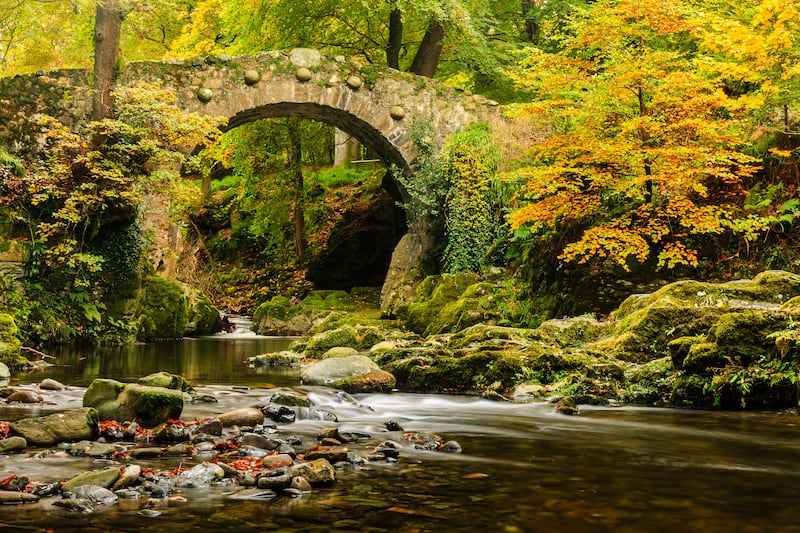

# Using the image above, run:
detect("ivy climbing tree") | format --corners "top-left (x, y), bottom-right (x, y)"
top-left (442, 122), bottom-right (501, 273)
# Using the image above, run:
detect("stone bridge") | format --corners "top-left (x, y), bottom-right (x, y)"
top-left (0, 48), bottom-right (502, 313)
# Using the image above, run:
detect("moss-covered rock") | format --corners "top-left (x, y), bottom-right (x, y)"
top-left (245, 350), bottom-right (303, 367)
top-left (682, 342), bottom-right (728, 373)
top-left (304, 325), bottom-right (359, 358)
top-left (182, 283), bottom-right (221, 336)
top-left (707, 310), bottom-right (785, 364)
top-left (667, 336), bottom-right (705, 368)
top-left (0, 312), bottom-right (27, 369)
top-left (252, 290), bottom-right (374, 336)
top-left (405, 272), bottom-right (480, 335)
top-left (322, 346), bottom-right (359, 359)
top-left (537, 315), bottom-right (611, 347)
top-left (300, 354), bottom-right (395, 392)
top-left (386, 351), bottom-right (515, 394)
top-left (138, 372), bottom-right (194, 393)
top-left (448, 324), bottom-right (542, 350)
top-left (10, 407), bottom-right (99, 446)
top-left (83, 378), bottom-right (184, 427)
top-left (136, 276), bottom-right (189, 341)
top-left (622, 356), bottom-right (674, 404)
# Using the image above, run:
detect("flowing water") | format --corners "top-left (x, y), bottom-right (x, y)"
top-left (2, 324), bottom-right (800, 532)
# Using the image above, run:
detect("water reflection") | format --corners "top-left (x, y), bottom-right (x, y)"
top-left (15, 333), bottom-right (296, 388)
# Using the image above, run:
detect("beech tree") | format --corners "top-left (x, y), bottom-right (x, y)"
top-left (697, 0), bottom-right (800, 135)
top-left (506, 0), bottom-right (758, 272)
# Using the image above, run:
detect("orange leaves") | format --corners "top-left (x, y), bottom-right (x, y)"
top-left (657, 242), bottom-right (699, 269)
top-left (559, 225), bottom-right (650, 271)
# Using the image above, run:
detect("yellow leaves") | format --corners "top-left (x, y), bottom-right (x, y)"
top-left (657, 242), bottom-right (698, 269)
top-left (559, 225), bottom-right (650, 271)
top-left (768, 148), bottom-right (794, 158)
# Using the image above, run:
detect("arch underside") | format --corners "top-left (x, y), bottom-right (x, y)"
top-left (224, 102), bottom-right (412, 177)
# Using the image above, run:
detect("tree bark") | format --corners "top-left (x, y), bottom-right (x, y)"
top-left (521, 0), bottom-right (539, 43)
top-left (287, 119), bottom-right (307, 262)
top-left (409, 22), bottom-right (443, 78)
top-left (92, 0), bottom-right (122, 121)
top-left (387, 8), bottom-right (402, 70)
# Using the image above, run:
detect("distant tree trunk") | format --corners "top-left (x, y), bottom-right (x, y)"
top-left (387, 8), bottom-right (403, 70)
top-left (521, 0), bottom-right (539, 43)
top-left (409, 22), bottom-right (443, 78)
top-left (92, 0), bottom-right (122, 121)
top-left (287, 119), bottom-right (307, 262)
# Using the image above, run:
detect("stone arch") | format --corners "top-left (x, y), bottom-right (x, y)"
top-left (223, 101), bottom-right (410, 182)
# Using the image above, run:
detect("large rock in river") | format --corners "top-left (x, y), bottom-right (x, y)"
top-left (83, 379), bottom-right (183, 427)
top-left (10, 407), bottom-right (98, 446)
top-left (300, 355), bottom-right (395, 393)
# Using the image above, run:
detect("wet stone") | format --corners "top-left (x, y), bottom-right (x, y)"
top-left (304, 446), bottom-right (350, 463)
top-left (256, 466), bottom-right (292, 490)
top-left (240, 433), bottom-right (278, 450)
top-left (262, 404), bottom-right (296, 424)
top-left (39, 378), bottom-right (65, 391)
top-left (195, 418), bottom-right (223, 436)
top-left (0, 436), bottom-right (26, 453)
top-left (6, 390), bottom-right (43, 403)
top-left (131, 447), bottom-right (163, 459)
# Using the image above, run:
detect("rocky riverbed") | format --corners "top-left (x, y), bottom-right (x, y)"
top-left (0, 375), bottom-right (461, 517)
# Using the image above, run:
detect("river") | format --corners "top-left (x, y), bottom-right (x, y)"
top-left (2, 326), bottom-right (799, 532)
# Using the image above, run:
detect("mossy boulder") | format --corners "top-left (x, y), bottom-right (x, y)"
top-left (0, 312), bottom-right (27, 369)
top-left (300, 354), bottom-right (395, 392)
top-left (682, 342), bottom-right (728, 373)
top-left (667, 336), bottom-right (705, 368)
top-left (423, 281), bottom-right (498, 335)
top-left (405, 272), bottom-right (480, 335)
top-left (83, 378), bottom-right (184, 427)
top-left (137, 372), bottom-right (194, 393)
top-left (303, 324), bottom-right (384, 358)
top-left (182, 283), bottom-right (221, 336)
top-left (10, 407), bottom-right (99, 446)
top-left (386, 351), bottom-right (522, 394)
top-left (588, 273), bottom-right (800, 363)
top-left (447, 324), bottom-right (543, 350)
top-left (245, 351), bottom-right (303, 367)
top-left (252, 290), bottom-right (367, 336)
top-left (707, 310), bottom-right (785, 363)
top-left (537, 315), bottom-right (611, 347)
top-left (621, 356), bottom-right (674, 404)
top-left (136, 276), bottom-right (189, 341)
top-left (322, 346), bottom-right (359, 359)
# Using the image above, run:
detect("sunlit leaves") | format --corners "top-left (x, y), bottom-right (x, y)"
top-left (696, 0), bottom-right (800, 130)
top-left (2, 83), bottom-right (224, 280)
top-left (505, 0), bottom-right (759, 272)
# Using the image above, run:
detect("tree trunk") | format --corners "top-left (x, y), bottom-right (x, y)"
top-left (521, 0), bottom-right (539, 43)
top-left (409, 22), bottom-right (443, 78)
top-left (287, 119), bottom-right (307, 262)
top-left (387, 8), bottom-right (402, 70)
top-left (92, 0), bottom-right (122, 121)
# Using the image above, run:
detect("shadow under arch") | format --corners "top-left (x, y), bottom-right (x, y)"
top-left (217, 102), bottom-right (411, 292)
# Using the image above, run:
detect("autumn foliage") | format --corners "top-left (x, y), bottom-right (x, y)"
top-left (505, 0), bottom-right (765, 272)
